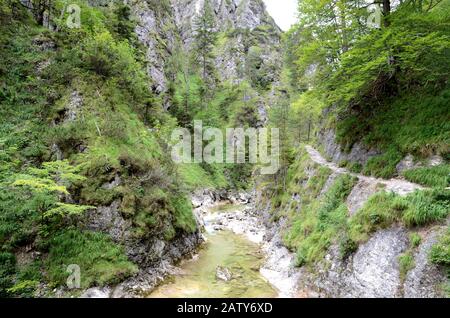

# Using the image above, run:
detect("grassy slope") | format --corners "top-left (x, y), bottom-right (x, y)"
top-left (264, 147), bottom-right (449, 274)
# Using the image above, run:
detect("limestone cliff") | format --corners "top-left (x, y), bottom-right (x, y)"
top-left (131, 0), bottom-right (282, 101)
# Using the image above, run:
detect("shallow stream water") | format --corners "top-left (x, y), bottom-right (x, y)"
top-left (147, 205), bottom-right (278, 298)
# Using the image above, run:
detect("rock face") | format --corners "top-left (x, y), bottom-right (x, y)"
top-left (396, 153), bottom-right (445, 174)
top-left (85, 199), bottom-right (202, 296)
top-left (132, 0), bottom-right (282, 92)
top-left (318, 129), bottom-right (380, 166)
top-left (346, 180), bottom-right (381, 216)
top-left (404, 226), bottom-right (448, 298)
top-left (312, 228), bottom-right (409, 298)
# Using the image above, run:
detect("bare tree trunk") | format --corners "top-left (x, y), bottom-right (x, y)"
top-left (382, 0), bottom-right (391, 27)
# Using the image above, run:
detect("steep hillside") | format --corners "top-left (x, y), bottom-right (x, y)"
top-left (262, 0), bottom-right (450, 298)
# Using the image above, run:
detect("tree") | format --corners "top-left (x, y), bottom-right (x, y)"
top-left (11, 160), bottom-right (93, 226)
top-left (192, 0), bottom-right (217, 86)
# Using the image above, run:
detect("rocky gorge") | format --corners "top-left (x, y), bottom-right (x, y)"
top-left (1, 0), bottom-right (448, 299)
top-left (72, 1), bottom-right (448, 298)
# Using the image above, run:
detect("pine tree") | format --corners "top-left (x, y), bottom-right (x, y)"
top-left (193, 0), bottom-right (217, 85)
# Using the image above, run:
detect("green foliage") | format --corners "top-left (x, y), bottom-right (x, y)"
top-left (409, 232), bottom-right (422, 248)
top-left (0, 252), bottom-right (15, 297)
top-left (362, 148), bottom-right (403, 178)
top-left (245, 46), bottom-right (276, 90)
top-left (285, 1), bottom-right (450, 172)
top-left (46, 229), bottom-right (137, 288)
top-left (284, 173), bottom-right (357, 267)
top-left (402, 190), bottom-right (450, 227)
top-left (349, 189), bottom-right (450, 243)
top-left (178, 161), bottom-right (229, 191)
top-left (403, 165), bottom-right (450, 188)
top-left (7, 280), bottom-right (39, 296)
top-left (171, 196), bottom-right (197, 233)
top-left (430, 227), bottom-right (450, 266)
top-left (192, 0), bottom-right (217, 84)
top-left (399, 252), bottom-right (415, 282)
top-left (0, 0), bottom-right (200, 295)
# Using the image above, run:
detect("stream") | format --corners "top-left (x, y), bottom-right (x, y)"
top-left (147, 203), bottom-right (297, 298)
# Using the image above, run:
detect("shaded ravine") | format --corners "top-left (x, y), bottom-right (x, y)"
top-left (305, 146), bottom-right (424, 196)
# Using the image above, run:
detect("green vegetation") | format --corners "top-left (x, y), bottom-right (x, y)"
top-left (362, 148), bottom-right (403, 179)
top-left (277, 0), bottom-right (450, 181)
top-left (270, 148), bottom-right (357, 267)
top-left (429, 227), bottom-right (450, 295)
top-left (399, 252), bottom-right (415, 282)
top-left (349, 189), bottom-right (449, 244)
top-left (0, 0), bottom-right (201, 296)
top-left (46, 229), bottom-right (138, 289)
top-left (409, 233), bottom-right (422, 248)
top-left (430, 228), bottom-right (450, 267)
top-left (403, 165), bottom-right (450, 188)
top-left (263, 146), bottom-right (449, 269)
top-left (285, 173), bottom-right (357, 266)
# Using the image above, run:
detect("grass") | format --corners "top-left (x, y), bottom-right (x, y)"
top-left (335, 88), bottom-right (450, 179)
top-left (399, 252), bottom-right (415, 282)
top-left (429, 227), bottom-right (450, 297)
top-left (430, 227), bottom-right (450, 267)
top-left (348, 192), bottom-right (406, 243)
top-left (349, 189), bottom-right (450, 244)
top-left (362, 147), bottom-right (403, 179)
top-left (403, 165), bottom-right (450, 188)
top-left (284, 173), bottom-right (357, 266)
top-left (178, 163), bottom-right (228, 190)
top-left (409, 232), bottom-right (422, 248)
top-left (402, 190), bottom-right (449, 227)
top-left (46, 229), bottom-right (138, 289)
top-left (335, 82), bottom-right (449, 170)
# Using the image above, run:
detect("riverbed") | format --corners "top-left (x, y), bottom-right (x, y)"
top-left (147, 202), bottom-right (300, 298)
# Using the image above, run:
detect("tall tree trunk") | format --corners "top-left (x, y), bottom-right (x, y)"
top-left (382, 0), bottom-right (391, 27)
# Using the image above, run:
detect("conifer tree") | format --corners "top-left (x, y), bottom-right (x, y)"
top-left (193, 0), bottom-right (217, 85)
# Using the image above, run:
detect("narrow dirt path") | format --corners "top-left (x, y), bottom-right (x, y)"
top-left (305, 145), bottom-right (424, 196)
